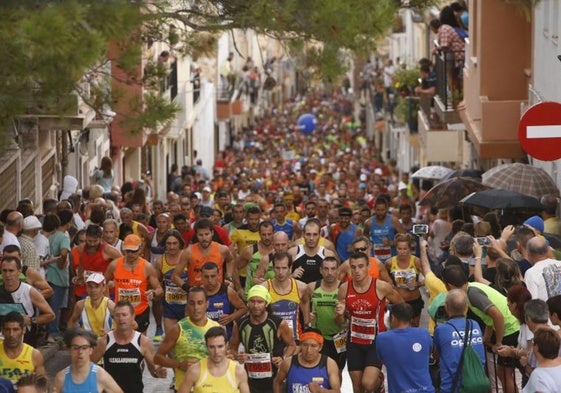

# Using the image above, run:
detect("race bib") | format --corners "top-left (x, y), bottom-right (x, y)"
top-left (165, 286), bottom-right (187, 305)
top-left (333, 329), bottom-right (348, 353)
top-left (245, 353), bottom-right (273, 379)
top-left (350, 316), bottom-right (377, 342)
top-left (118, 288), bottom-right (141, 306)
top-left (373, 245), bottom-right (391, 261)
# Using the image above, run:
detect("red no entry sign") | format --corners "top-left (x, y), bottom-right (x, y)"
top-left (518, 101), bottom-right (561, 161)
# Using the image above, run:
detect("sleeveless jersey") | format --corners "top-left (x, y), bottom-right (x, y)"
top-left (389, 255), bottom-right (419, 289)
top-left (273, 219), bottom-right (295, 239)
top-left (0, 342), bottom-right (35, 383)
top-left (80, 243), bottom-right (111, 279)
top-left (174, 317), bottom-right (220, 389)
top-left (0, 281), bottom-right (34, 318)
top-left (72, 246), bottom-right (86, 298)
top-left (113, 257), bottom-right (149, 315)
top-left (150, 231), bottom-right (166, 265)
top-left (161, 254), bottom-right (187, 308)
top-left (103, 330), bottom-right (144, 392)
top-left (189, 242), bottom-right (223, 287)
top-left (369, 215), bottom-right (396, 262)
top-left (237, 314), bottom-right (284, 390)
top-left (62, 363), bottom-right (99, 393)
top-left (81, 296), bottom-right (112, 337)
top-left (292, 245), bottom-right (326, 284)
top-left (311, 281), bottom-right (344, 340)
top-left (267, 278), bottom-right (302, 341)
top-left (194, 358), bottom-right (238, 393)
top-left (468, 282), bottom-right (520, 336)
top-left (285, 355), bottom-right (331, 393)
top-left (207, 284), bottom-right (233, 338)
top-left (345, 278), bottom-right (386, 345)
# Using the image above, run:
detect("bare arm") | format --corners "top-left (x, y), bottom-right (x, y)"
top-left (91, 336), bottom-right (107, 364)
top-left (171, 249), bottom-right (190, 288)
top-left (488, 306), bottom-right (506, 351)
top-left (30, 287), bottom-right (55, 325)
top-left (273, 358), bottom-right (291, 393)
top-left (220, 287), bottom-right (248, 326)
top-left (98, 367), bottom-right (124, 393)
top-left (26, 267), bottom-right (53, 299)
top-left (297, 280), bottom-right (311, 326)
top-left (334, 283), bottom-right (348, 325)
top-left (377, 279), bottom-right (404, 305)
top-left (236, 363), bottom-right (250, 393)
top-left (322, 357), bottom-right (342, 393)
top-left (377, 260), bottom-right (392, 284)
top-left (278, 320), bottom-right (297, 360)
top-left (67, 300), bottom-right (85, 329)
top-left (418, 239), bottom-right (432, 277)
top-left (472, 241), bottom-right (490, 286)
top-left (53, 371), bottom-right (65, 393)
top-left (146, 263), bottom-right (163, 298)
top-left (177, 362), bottom-right (200, 393)
top-left (154, 325), bottom-right (189, 370)
top-left (32, 348), bottom-right (46, 376)
top-left (140, 335), bottom-right (167, 378)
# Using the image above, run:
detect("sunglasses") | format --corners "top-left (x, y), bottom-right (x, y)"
top-left (355, 247), bottom-right (368, 252)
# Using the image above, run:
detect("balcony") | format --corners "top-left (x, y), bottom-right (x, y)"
top-left (458, 0), bottom-right (530, 160)
top-left (216, 75), bottom-right (248, 120)
top-left (22, 80), bottom-right (97, 131)
top-left (433, 50), bottom-right (462, 124)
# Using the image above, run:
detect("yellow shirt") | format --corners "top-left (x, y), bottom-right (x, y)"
top-left (424, 271), bottom-right (447, 334)
top-left (0, 342), bottom-right (35, 383)
top-left (194, 358), bottom-right (238, 393)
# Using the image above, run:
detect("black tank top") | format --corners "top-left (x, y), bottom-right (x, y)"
top-left (103, 330), bottom-right (144, 393)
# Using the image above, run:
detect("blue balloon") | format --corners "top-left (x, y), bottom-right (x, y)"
top-left (297, 113), bottom-right (316, 134)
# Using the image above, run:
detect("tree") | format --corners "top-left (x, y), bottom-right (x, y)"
top-left (0, 0), bottom-right (437, 140)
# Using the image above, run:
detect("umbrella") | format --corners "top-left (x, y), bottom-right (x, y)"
top-left (460, 189), bottom-right (542, 210)
top-left (440, 168), bottom-right (483, 182)
top-left (411, 165), bottom-right (453, 180)
top-left (420, 177), bottom-right (490, 208)
top-left (482, 163), bottom-right (559, 199)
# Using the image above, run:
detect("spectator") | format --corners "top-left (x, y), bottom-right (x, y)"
top-left (377, 303), bottom-right (434, 393)
top-left (525, 236), bottom-right (561, 300)
top-left (523, 328), bottom-right (561, 393)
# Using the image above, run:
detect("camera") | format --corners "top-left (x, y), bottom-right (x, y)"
top-left (412, 224), bottom-right (429, 235)
top-left (476, 237), bottom-right (490, 246)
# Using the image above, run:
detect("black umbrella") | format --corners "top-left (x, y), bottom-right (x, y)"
top-left (460, 189), bottom-right (542, 210)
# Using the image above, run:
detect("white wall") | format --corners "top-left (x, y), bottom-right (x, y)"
top-left (531, 0), bottom-right (561, 187)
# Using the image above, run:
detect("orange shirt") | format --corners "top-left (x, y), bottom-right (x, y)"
top-left (345, 256), bottom-right (381, 282)
top-left (113, 257), bottom-right (149, 315)
top-left (188, 242), bottom-right (224, 287)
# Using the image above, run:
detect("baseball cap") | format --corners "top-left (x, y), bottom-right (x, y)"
top-left (86, 272), bottom-right (105, 284)
top-left (202, 186), bottom-right (212, 193)
top-left (123, 234), bottom-right (142, 251)
top-left (360, 174), bottom-right (367, 182)
top-left (398, 181), bottom-right (408, 191)
top-left (199, 206), bottom-right (214, 217)
top-left (23, 215), bottom-right (42, 230)
top-left (524, 215), bottom-right (544, 234)
top-left (374, 168), bottom-right (383, 176)
top-left (247, 285), bottom-right (271, 305)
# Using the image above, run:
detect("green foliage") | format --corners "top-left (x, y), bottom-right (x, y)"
top-left (394, 68), bottom-right (421, 91)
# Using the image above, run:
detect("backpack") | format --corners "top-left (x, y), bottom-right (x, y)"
top-left (450, 319), bottom-right (490, 393)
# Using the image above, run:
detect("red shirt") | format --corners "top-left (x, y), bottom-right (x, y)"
top-left (345, 278), bottom-right (386, 345)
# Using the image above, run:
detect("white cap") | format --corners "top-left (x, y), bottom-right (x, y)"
top-left (398, 181), bottom-right (408, 191)
top-left (374, 168), bottom-right (383, 176)
top-left (23, 216), bottom-right (42, 230)
top-left (86, 272), bottom-right (105, 284)
top-left (202, 186), bottom-right (212, 193)
top-left (360, 174), bottom-right (367, 182)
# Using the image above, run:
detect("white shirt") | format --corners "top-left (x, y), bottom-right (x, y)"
top-left (524, 258), bottom-right (561, 300)
top-left (523, 364), bottom-right (561, 393)
top-left (0, 231), bottom-right (20, 253)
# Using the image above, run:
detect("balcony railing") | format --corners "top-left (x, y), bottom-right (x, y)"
top-left (434, 49), bottom-right (463, 111)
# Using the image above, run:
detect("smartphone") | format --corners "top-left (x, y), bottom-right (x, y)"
top-left (476, 237), bottom-right (490, 246)
top-left (412, 224), bottom-right (429, 235)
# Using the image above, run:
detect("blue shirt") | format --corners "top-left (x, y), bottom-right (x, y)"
top-left (47, 230), bottom-right (70, 287)
top-left (433, 318), bottom-right (486, 393)
top-left (62, 363), bottom-right (99, 393)
top-left (376, 327), bottom-right (435, 393)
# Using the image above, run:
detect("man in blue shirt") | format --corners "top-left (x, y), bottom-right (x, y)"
top-left (377, 302), bottom-right (435, 393)
top-left (433, 289), bottom-right (486, 393)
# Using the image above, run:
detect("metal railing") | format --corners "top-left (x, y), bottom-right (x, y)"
top-left (434, 46), bottom-right (463, 110)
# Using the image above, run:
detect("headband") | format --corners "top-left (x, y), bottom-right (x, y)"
top-left (300, 331), bottom-right (324, 345)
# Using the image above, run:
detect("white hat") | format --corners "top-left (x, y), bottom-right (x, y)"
top-left (23, 216), bottom-right (42, 231)
top-left (202, 186), bottom-right (212, 193)
top-left (360, 174), bottom-right (367, 182)
top-left (86, 272), bottom-right (105, 284)
top-left (374, 168), bottom-right (383, 176)
top-left (398, 181), bottom-right (408, 191)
